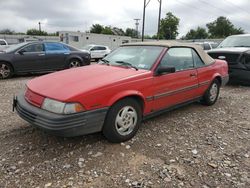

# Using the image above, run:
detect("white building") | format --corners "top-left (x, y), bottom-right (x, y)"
top-left (59, 31), bottom-right (134, 50)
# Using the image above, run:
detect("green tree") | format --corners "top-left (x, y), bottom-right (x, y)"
top-left (0, 29), bottom-right (15, 34)
top-left (184, 27), bottom-right (209, 39)
top-left (159, 12), bottom-right (180, 39)
top-left (206, 16), bottom-right (244, 38)
top-left (90, 24), bottom-right (104, 34)
top-left (26, 29), bottom-right (48, 36)
top-left (125, 28), bottom-right (137, 38)
top-left (101, 26), bottom-right (113, 35)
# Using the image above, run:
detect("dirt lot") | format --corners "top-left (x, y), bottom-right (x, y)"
top-left (0, 76), bottom-right (249, 188)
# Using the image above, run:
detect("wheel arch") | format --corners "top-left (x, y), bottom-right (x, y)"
top-left (0, 60), bottom-right (15, 72)
top-left (212, 74), bottom-right (222, 86)
top-left (107, 91), bottom-right (146, 112)
top-left (66, 55), bottom-right (84, 66)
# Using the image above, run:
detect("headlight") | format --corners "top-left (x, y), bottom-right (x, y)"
top-left (41, 98), bottom-right (85, 114)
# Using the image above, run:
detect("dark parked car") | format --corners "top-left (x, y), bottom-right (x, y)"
top-left (208, 34), bottom-right (250, 84)
top-left (0, 42), bottom-right (91, 79)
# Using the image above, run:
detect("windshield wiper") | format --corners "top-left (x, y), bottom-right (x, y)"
top-left (99, 59), bottom-right (110, 65)
top-left (115, 61), bottom-right (138, 71)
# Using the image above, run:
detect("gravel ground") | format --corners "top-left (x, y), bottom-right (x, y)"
top-left (0, 75), bottom-right (249, 188)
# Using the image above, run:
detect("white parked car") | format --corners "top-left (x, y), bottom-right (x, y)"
top-left (0, 39), bottom-right (8, 46)
top-left (194, 42), bottom-right (218, 51)
top-left (81, 45), bottom-right (111, 60)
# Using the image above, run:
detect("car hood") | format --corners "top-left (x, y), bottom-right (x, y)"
top-left (208, 47), bottom-right (250, 53)
top-left (27, 64), bottom-right (149, 101)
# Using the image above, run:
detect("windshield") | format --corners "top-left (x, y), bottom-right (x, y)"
top-left (5, 43), bottom-right (27, 53)
top-left (81, 45), bottom-right (93, 50)
top-left (218, 35), bottom-right (250, 48)
top-left (100, 46), bottom-right (164, 70)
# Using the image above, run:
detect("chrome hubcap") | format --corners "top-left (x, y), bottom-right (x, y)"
top-left (69, 61), bottom-right (80, 68)
top-left (115, 106), bottom-right (137, 136)
top-left (209, 83), bottom-right (218, 102)
top-left (0, 64), bottom-right (10, 78)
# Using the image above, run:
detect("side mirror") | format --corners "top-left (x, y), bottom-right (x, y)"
top-left (90, 48), bottom-right (95, 51)
top-left (156, 66), bottom-right (176, 75)
top-left (18, 49), bottom-right (25, 55)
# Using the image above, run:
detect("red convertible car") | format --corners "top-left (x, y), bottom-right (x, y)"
top-left (14, 42), bottom-right (229, 143)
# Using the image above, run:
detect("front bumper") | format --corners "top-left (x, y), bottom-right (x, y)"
top-left (14, 94), bottom-right (108, 137)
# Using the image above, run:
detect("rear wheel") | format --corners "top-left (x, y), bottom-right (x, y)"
top-left (202, 79), bottom-right (220, 106)
top-left (103, 98), bottom-right (142, 143)
top-left (0, 62), bottom-right (13, 79)
top-left (68, 59), bottom-right (81, 68)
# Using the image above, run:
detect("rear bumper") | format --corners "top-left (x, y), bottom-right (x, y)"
top-left (14, 94), bottom-right (108, 137)
top-left (221, 75), bottom-right (229, 86)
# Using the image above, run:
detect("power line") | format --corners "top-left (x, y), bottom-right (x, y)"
top-left (174, 0), bottom-right (249, 30)
top-left (198, 0), bottom-right (249, 29)
top-left (224, 0), bottom-right (250, 17)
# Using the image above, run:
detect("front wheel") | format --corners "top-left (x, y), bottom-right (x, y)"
top-left (202, 79), bottom-right (220, 106)
top-left (0, 62), bottom-right (13, 79)
top-left (102, 98), bottom-right (142, 143)
top-left (68, 59), bottom-right (81, 68)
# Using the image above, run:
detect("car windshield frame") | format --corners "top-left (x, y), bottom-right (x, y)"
top-left (100, 45), bottom-right (164, 70)
top-left (218, 35), bottom-right (250, 48)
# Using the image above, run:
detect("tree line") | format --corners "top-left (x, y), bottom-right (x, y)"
top-left (0, 12), bottom-right (245, 39)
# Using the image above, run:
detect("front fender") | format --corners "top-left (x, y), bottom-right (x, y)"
top-left (107, 90), bottom-right (145, 107)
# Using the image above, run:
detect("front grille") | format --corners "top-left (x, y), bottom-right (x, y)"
top-left (208, 52), bottom-right (240, 64)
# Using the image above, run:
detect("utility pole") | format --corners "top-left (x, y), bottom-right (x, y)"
top-left (157, 0), bottom-right (162, 40)
top-left (134, 18), bottom-right (140, 38)
top-left (142, 0), bottom-right (162, 41)
top-left (38, 22), bottom-right (41, 34)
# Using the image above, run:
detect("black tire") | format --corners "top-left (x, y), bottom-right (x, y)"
top-left (102, 98), bottom-right (142, 143)
top-left (0, 62), bottom-right (13, 79)
top-left (68, 59), bottom-right (82, 68)
top-left (202, 79), bottom-right (220, 106)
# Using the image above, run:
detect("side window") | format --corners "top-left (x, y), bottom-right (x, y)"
top-left (22, 44), bottom-right (44, 53)
top-left (203, 43), bottom-right (211, 50)
top-left (192, 49), bottom-right (205, 67)
top-left (91, 46), bottom-right (99, 51)
top-left (160, 48), bottom-right (194, 71)
top-left (0, 41), bottom-right (7, 45)
top-left (99, 46), bottom-right (106, 50)
top-left (45, 43), bottom-right (69, 52)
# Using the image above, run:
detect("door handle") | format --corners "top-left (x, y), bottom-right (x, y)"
top-left (38, 53), bottom-right (45, 56)
top-left (190, 73), bottom-right (197, 77)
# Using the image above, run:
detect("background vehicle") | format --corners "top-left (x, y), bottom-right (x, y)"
top-left (81, 44), bottom-right (111, 61)
top-left (0, 39), bottom-right (8, 46)
top-left (195, 41), bottom-right (218, 51)
top-left (208, 34), bottom-right (250, 84)
top-left (15, 42), bottom-right (228, 143)
top-left (0, 41), bottom-right (91, 79)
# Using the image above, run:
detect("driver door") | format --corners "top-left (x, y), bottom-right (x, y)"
top-left (153, 47), bottom-right (199, 111)
top-left (13, 43), bottom-right (45, 72)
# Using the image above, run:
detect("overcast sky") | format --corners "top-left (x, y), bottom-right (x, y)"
top-left (0, 0), bottom-right (249, 38)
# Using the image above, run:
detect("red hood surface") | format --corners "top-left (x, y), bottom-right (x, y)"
top-left (27, 64), bottom-right (149, 101)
